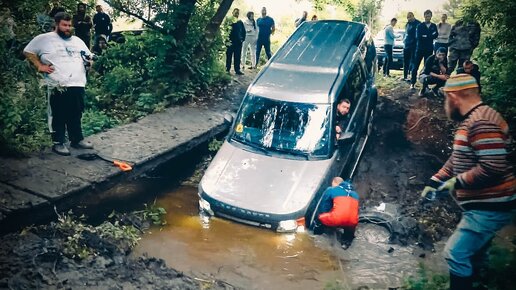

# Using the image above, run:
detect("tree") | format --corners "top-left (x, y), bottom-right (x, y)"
top-left (460, 0), bottom-right (516, 133)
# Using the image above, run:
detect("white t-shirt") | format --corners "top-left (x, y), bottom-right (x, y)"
top-left (24, 32), bottom-right (91, 87)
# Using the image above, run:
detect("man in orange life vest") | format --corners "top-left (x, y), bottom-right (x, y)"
top-left (313, 177), bottom-right (360, 247)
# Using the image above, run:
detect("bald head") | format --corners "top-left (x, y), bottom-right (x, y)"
top-left (332, 177), bottom-right (344, 187)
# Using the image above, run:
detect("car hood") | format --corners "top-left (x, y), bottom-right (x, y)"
top-left (201, 141), bottom-right (332, 215)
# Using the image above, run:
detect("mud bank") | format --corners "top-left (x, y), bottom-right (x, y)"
top-left (0, 211), bottom-right (237, 290)
top-left (354, 78), bottom-right (460, 248)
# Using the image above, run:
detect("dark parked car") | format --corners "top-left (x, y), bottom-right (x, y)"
top-left (198, 20), bottom-right (378, 233)
top-left (375, 29), bottom-right (405, 70)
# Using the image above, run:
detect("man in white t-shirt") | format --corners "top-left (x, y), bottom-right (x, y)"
top-left (24, 12), bottom-right (94, 156)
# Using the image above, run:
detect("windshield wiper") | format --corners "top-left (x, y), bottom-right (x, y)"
top-left (266, 147), bottom-right (310, 160)
top-left (231, 138), bottom-right (271, 156)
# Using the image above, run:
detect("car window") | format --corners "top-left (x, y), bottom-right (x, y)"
top-left (231, 95), bottom-right (331, 157)
top-left (345, 62), bottom-right (365, 105)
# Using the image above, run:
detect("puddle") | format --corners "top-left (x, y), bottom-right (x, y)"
top-left (133, 186), bottom-right (447, 289)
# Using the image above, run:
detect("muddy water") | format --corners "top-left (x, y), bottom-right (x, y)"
top-left (133, 186), bottom-right (446, 289)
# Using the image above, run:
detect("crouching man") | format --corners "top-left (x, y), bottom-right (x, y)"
top-left (313, 177), bottom-right (360, 248)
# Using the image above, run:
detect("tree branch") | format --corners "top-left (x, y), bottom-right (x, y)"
top-left (104, 0), bottom-right (169, 35)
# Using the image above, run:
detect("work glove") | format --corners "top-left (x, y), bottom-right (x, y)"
top-left (437, 177), bottom-right (457, 195)
top-left (420, 186), bottom-right (437, 200)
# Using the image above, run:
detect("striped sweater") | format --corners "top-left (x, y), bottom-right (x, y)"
top-left (431, 104), bottom-right (516, 211)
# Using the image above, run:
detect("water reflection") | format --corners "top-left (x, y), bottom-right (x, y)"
top-left (133, 186), bottom-right (446, 289)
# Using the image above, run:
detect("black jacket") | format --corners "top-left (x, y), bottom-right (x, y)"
top-left (229, 20), bottom-right (246, 44)
top-left (416, 22), bottom-right (438, 53)
top-left (423, 55), bottom-right (447, 75)
top-left (93, 12), bottom-right (112, 36)
top-left (404, 19), bottom-right (421, 48)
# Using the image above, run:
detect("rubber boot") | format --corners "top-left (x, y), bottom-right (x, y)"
top-left (449, 272), bottom-right (473, 290)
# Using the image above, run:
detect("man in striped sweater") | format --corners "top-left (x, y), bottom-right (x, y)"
top-left (421, 74), bottom-right (515, 290)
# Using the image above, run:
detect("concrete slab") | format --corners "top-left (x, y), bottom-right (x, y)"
top-left (0, 183), bottom-right (48, 212)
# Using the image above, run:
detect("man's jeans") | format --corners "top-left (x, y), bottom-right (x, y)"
top-left (444, 210), bottom-right (513, 277)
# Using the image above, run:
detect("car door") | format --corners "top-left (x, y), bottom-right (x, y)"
top-left (338, 61), bottom-right (367, 178)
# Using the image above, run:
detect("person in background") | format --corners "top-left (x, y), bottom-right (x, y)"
top-left (224, 8), bottom-right (245, 75)
top-left (447, 19), bottom-right (481, 75)
top-left (73, 3), bottom-right (92, 48)
top-left (92, 34), bottom-right (108, 55)
top-left (23, 12), bottom-right (94, 156)
top-left (312, 177), bottom-right (360, 249)
top-left (434, 14), bottom-right (451, 55)
top-left (403, 12), bottom-right (420, 82)
top-left (256, 7), bottom-right (275, 66)
top-left (420, 74), bottom-right (515, 290)
top-left (383, 18), bottom-right (397, 77)
top-left (241, 11), bottom-right (258, 70)
top-left (295, 11), bottom-right (307, 27)
top-left (418, 47), bottom-right (449, 97)
top-left (410, 10), bottom-right (438, 89)
top-left (93, 5), bottom-right (112, 46)
top-left (311, 15), bottom-right (318, 21)
top-left (457, 60), bottom-right (481, 92)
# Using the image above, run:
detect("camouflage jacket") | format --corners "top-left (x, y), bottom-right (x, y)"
top-left (449, 20), bottom-right (481, 50)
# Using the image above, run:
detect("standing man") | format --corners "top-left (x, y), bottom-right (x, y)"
top-left (418, 47), bottom-right (449, 97)
top-left (410, 10), bottom-right (438, 89)
top-left (224, 8), bottom-right (245, 75)
top-left (421, 74), bottom-right (515, 289)
top-left (73, 3), bottom-right (92, 48)
top-left (434, 14), bottom-right (451, 54)
top-left (241, 11), bottom-right (258, 70)
top-left (24, 12), bottom-right (94, 155)
top-left (256, 7), bottom-right (275, 66)
top-left (295, 11), bottom-right (308, 27)
top-left (383, 18), bottom-right (397, 77)
top-left (403, 12), bottom-right (420, 82)
top-left (93, 5), bottom-right (112, 46)
top-left (447, 19), bottom-right (481, 74)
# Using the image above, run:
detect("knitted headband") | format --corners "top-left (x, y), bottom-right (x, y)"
top-left (443, 74), bottom-right (479, 92)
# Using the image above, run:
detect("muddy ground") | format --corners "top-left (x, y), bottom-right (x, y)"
top-left (0, 72), bottom-right (461, 289)
top-left (354, 76), bottom-right (461, 248)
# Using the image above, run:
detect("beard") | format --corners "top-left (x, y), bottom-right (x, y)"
top-left (445, 100), bottom-right (464, 122)
top-left (57, 29), bottom-right (71, 39)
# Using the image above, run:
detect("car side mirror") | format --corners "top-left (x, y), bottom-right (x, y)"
top-left (223, 113), bottom-right (234, 125)
top-left (337, 132), bottom-right (355, 147)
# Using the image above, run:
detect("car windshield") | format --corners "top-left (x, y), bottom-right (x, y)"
top-left (230, 95), bottom-right (331, 157)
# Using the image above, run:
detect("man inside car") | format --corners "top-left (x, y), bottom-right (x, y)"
top-left (335, 99), bottom-right (351, 140)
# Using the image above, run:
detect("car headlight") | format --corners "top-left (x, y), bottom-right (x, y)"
top-left (277, 220), bottom-right (298, 233)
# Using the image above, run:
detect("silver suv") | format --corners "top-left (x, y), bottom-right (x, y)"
top-left (199, 20), bottom-right (378, 232)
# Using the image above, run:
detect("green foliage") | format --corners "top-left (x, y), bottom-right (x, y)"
top-left (53, 204), bottom-right (166, 260)
top-left (81, 109), bottom-right (117, 137)
top-left (487, 244), bottom-right (516, 290)
top-left (134, 201), bottom-right (167, 226)
top-left (208, 138), bottom-right (223, 152)
top-left (402, 264), bottom-right (449, 290)
top-left (461, 0), bottom-right (516, 129)
top-left (323, 279), bottom-right (349, 290)
top-left (0, 0), bottom-right (229, 155)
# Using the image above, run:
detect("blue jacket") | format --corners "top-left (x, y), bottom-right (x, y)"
top-left (319, 181), bottom-right (359, 214)
top-left (416, 22), bottom-right (438, 53)
top-left (404, 19), bottom-right (420, 48)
